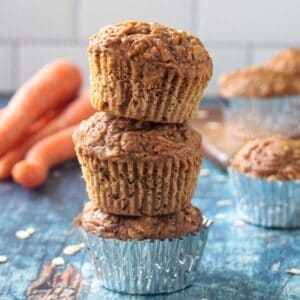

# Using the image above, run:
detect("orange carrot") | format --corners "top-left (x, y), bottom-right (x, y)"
top-left (0, 60), bottom-right (82, 156)
top-left (0, 92), bottom-right (94, 179)
top-left (0, 109), bottom-right (62, 181)
top-left (12, 126), bottom-right (76, 188)
top-left (26, 107), bottom-right (65, 135)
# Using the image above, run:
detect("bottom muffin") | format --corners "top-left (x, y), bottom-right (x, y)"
top-left (75, 202), bottom-right (212, 294)
top-left (229, 136), bottom-right (300, 228)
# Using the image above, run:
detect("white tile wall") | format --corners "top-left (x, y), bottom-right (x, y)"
top-left (0, 45), bottom-right (13, 91)
top-left (0, 0), bottom-right (74, 39)
top-left (252, 47), bottom-right (287, 66)
top-left (204, 46), bottom-right (248, 95)
top-left (196, 0), bottom-right (300, 44)
top-left (19, 45), bottom-right (88, 87)
top-left (79, 0), bottom-right (193, 40)
top-left (0, 0), bottom-right (299, 95)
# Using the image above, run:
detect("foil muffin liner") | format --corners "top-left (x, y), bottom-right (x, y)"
top-left (229, 168), bottom-right (300, 228)
top-left (75, 218), bottom-right (212, 295)
top-left (223, 96), bottom-right (300, 138)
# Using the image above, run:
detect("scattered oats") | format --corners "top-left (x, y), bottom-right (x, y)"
top-left (200, 169), bottom-right (210, 176)
top-left (198, 110), bottom-right (209, 119)
top-left (217, 199), bottom-right (232, 207)
top-left (26, 227), bottom-right (35, 235)
top-left (287, 268), bottom-right (300, 275)
top-left (206, 122), bottom-right (220, 130)
top-left (215, 174), bottom-right (227, 182)
top-left (0, 255), bottom-right (8, 263)
top-left (52, 257), bottom-right (65, 266)
top-left (16, 227), bottom-right (35, 239)
top-left (235, 219), bottom-right (245, 226)
top-left (215, 213), bottom-right (227, 220)
top-left (52, 170), bottom-right (61, 178)
top-left (63, 243), bottom-right (85, 256)
top-left (271, 262), bottom-right (281, 271)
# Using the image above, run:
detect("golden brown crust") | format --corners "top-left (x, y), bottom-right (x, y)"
top-left (219, 66), bottom-right (300, 98)
top-left (89, 21), bottom-right (212, 79)
top-left (76, 202), bottom-right (203, 240)
top-left (88, 21), bottom-right (213, 123)
top-left (73, 112), bottom-right (202, 161)
top-left (265, 48), bottom-right (300, 75)
top-left (231, 136), bottom-right (300, 180)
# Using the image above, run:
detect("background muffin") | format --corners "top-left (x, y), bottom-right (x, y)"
top-left (219, 66), bottom-right (300, 98)
top-left (219, 66), bottom-right (300, 138)
top-left (73, 112), bottom-right (203, 216)
top-left (88, 21), bottom-right (212, 123)
top-left (229, 136), bottom-right (300, 228)
top-left (265, 48), bottom-right (300, 75)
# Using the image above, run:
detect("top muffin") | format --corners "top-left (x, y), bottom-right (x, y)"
top-left (88, 21), bottom-right (213, 123)
top-left (219, 66), bottom-right (300, 98)
top-left (265, 48), bottom-right (300, 75)
top-left (231, 135), bottom-right (300, 180)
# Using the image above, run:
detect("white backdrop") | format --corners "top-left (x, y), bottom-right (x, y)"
top-left (0, 0), bottom-right (299, 95)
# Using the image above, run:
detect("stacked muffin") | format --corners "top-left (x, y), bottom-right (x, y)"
top-left (73, 21), bottom-right (213, 294)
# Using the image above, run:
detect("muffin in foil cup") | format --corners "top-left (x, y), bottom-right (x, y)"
top-left (229, 167), bottom-right (300, 228)
top-left (75, 218), bottom-right (212, 295)
top-left (223, 96), bottom-right (300, 138)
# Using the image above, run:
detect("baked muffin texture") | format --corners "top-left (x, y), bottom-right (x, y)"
top-left (73, 112), bottom-right (203, 216)
top-left (231, 136), bottom-right (300, 180)
top-left (88, 21), bottom-right (213, 123)
top-left (265, 48), bottom-right (300, 75)
top-left (76, 201), bottom-right (203, 240)
top-left (219, 66), bottom-right (300, 98)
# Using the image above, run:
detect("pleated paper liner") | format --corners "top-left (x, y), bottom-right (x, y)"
top-left (77, 150), bottom-right (201, 216)
top-left (89, 53), bottom-right (207, 123)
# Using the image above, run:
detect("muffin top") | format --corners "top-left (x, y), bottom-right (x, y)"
top-left (76, 201), bottom-right (203, 241)
top-left (231, 136), bottom-right (300, 180)
top-left (265, 48), bottom-right (300, 75)
top-left (89, 21), bottom-right (212, 79)
top-left (219, 66), bottom-right (300, 98)
top-left (73, 112), bottom-right (202, 160)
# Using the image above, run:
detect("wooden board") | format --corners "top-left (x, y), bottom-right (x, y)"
top-left (190, 108), bottom-right (250, 170)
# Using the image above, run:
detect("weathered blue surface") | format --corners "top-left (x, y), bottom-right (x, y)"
top-left (0, 96), bottom-right (299, 299)
top-left (0, 160), bottom-right (299, 300)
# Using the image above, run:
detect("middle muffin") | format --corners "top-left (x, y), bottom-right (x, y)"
top-left (73, 112), bottom-right (202, 216)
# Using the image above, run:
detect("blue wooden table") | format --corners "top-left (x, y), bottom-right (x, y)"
top-left (0, 97), bottom-right (299, 300)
